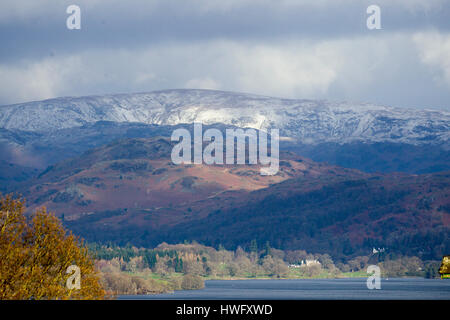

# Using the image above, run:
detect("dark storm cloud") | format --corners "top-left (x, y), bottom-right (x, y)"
top-left (0, 0), bottom-right (449, 110)
top-left (1, 0), bottom-right (449, 61)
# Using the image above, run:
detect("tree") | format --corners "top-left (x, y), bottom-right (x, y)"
top-left (181, 274), bottom-right (204, 290)
top-left (249, 239), bottom-right (258, 254)
top-left (301, 264), bottom-right (322, 278)
top-left (264, 241), bottom-right (271, 257)
top-left (0, 195), bottom-right (105, 299)
top-left (174, 256), bottom-right (184, 273)
top-left (424, 261), bottom-right (441, 279)
top-left (154, 257), bottom-right (170, 276)
top-left (317, 254), bottom-right (334, 269)
top-left (262, 255), bottom-right (289, 278)
top-left (227, 262), bottom-right (239, 277)
top-left (285, 250), bottom-right (307, 264)
top-left (249, 239), bottom-right (259, 262)
top-left (182, 259), bottom-right (204, 276)
top-left (235, 246), bottom-right (246, 259)
top-left (348, 256), bottom-right (369, 272)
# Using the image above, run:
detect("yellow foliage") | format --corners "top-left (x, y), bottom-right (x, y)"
top-left (0, 195), bottom-right (105, 299)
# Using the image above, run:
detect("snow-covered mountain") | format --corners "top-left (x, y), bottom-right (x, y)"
top-left (0, 89), bottom-right (448, 145)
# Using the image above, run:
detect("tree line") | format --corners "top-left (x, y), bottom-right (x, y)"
top-left (0, 194), bottom-right (443, 299)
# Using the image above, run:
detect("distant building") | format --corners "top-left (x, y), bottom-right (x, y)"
top-left (300, 259), bottom-right (321, 267)
top-left (288, 260), bottom-right (321, 269)
top-left (439, 255), bottom-right (450, 279)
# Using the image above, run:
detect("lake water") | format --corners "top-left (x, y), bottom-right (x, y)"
top-left (119, 278), bottom-right (450, 300)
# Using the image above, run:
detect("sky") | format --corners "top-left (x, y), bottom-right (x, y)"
top-left (0, 0), bottom-right (449, 110)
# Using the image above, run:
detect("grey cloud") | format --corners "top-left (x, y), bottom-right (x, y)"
top-left (1, 0), bottom-right (449, 61)
top-left (0, 0), bottom-right (449, 110)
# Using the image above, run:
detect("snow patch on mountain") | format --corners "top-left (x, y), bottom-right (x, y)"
top-left (0, 89), bottom-right (448, 145)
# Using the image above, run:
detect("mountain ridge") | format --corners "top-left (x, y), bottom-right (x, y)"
top-left (1, 89), bottom-right (448, 145)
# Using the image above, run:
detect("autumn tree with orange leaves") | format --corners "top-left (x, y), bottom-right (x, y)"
top-left (0, 195), bottom-right (105, 299)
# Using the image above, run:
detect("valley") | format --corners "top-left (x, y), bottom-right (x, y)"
top-left (0, 89), bottom-right (448, 263)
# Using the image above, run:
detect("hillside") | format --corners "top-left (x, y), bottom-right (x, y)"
top-left (67, 169), bottom-right (449, 261)
top-left (21, 136), bottom-right (336, 221)
top-left (17, 136), bottom-right (446, 261)
top-left (1, 89), bottom-right (448, 145)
